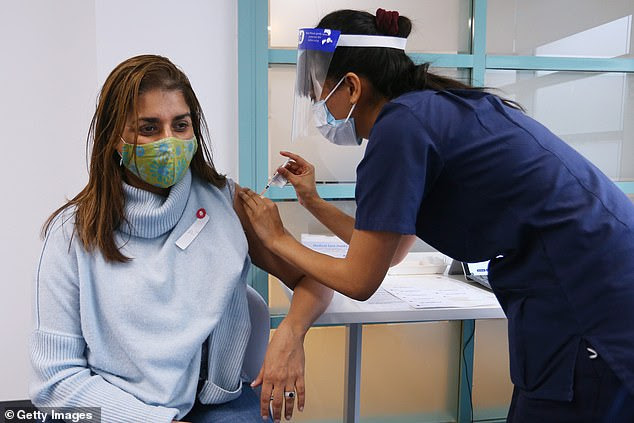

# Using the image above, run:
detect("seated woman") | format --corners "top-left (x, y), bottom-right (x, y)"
top-left (29, 54), bottom-right (332, 423)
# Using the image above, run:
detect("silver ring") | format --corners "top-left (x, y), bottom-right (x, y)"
top-left (270, 391), bottom-right (296, 400)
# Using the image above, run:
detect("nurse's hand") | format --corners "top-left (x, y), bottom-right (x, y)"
top-left (276, 151), bottom-right (319, 207)
top-left (238, 188), bottom-right (287, 249)
top-left (251, 320), bottom-right (306, 421)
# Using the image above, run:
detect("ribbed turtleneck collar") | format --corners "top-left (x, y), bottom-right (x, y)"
top-left (119, 170), bottom-right (192, 238)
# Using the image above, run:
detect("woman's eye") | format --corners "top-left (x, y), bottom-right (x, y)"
top-left (140, 125), bottom-right (156, 133)
top-left (175, 121), bottom-right (190, 131)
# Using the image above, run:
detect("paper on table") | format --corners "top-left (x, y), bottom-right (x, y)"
top-left (382, 274), bottom-right (499, 309)
top-left (363, 288), bottom-right (402, 304)
top-left (349, 287), bottom-right (407, 310)
top-left (301, 233), bottom-right (349, 258)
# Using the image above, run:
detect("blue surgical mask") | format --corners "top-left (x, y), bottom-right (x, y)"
top-left (312, 76), bottom-right (362, 146)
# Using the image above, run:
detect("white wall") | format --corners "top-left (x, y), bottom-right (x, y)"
top-left (94, 0), bottom-right (238, 177)
top-left (0, 0), bottom-right (238, 401)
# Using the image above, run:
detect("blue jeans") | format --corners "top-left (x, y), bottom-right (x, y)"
top-left (182, 383), bottom-right (264, 423)
top-left (41, 384), bottom-right (263, 423)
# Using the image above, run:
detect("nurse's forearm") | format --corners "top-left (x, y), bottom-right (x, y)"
top-left (302, 196), bottom-right (415, 266)
top-left (270, 234), bottom-right (388, 301)
top-left (303, 196), bottom-right (355, 244)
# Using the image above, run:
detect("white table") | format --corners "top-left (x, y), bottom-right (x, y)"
top-left (274, 273), bottom-right (505, 423)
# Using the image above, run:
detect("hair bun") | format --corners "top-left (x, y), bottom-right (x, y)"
top-left (375, 8), bottom-right (400, 36)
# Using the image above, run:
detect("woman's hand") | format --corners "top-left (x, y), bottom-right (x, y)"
top-left (251, 321), bottom-right (306, 422)
top-left (276, 152), bottom-right (319, 207)
top-left (238, 188), bottom-right (287, 250)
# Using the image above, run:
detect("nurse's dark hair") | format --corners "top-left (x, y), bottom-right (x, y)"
top-left (319, 9), bottom-right (521, 109)
top-left (42, 54), bottom-right (226, 263)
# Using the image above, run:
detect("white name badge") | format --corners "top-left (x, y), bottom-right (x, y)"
top-left (176, 213), bottom-right (209, 250)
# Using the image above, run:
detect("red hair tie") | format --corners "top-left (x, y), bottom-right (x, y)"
top-left (376, 8), bottom-right (399, 36)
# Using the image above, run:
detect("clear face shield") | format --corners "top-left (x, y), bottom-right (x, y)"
top-left (291, 28), bottom-right (341, 143)
top-left (291, 28), bottom-right (408, 143)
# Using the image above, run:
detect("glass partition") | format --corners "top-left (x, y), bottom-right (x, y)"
top-left (487, 0), bottom-right (634, 58)
top-left (269, 0), bottom-right (472, 54)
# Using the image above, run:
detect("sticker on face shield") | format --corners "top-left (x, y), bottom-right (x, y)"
top-left (298, 28), bottom-right (341, 52)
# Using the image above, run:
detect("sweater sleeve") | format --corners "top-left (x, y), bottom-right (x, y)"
top-left (29, 215), bottom-right (179, 423)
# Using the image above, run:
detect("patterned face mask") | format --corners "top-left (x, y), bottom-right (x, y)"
top-left (120, 136), bottom-right (198, 188)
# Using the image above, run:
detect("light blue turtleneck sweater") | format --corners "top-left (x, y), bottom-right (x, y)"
top-left (29, 170), bottom-right (252, 422)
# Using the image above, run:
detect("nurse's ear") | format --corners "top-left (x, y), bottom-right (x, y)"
top-left (343, 72), bottom-right (363, 105)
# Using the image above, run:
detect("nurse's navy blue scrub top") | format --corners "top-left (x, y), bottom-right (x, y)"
top-left (354, 89), bottom-right (634, 401)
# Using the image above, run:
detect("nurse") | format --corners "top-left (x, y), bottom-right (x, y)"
top-left (239, 8), bottom-right (634, 422)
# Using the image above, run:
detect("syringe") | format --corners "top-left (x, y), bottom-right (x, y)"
top-left (260, 158), bottom-right (293, 196)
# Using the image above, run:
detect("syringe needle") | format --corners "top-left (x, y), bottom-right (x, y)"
top-left (260, 158), bottom-right (292, 197)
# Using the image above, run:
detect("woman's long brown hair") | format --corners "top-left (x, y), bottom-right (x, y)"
top-left (42, 55), bottom-right (226, 262)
